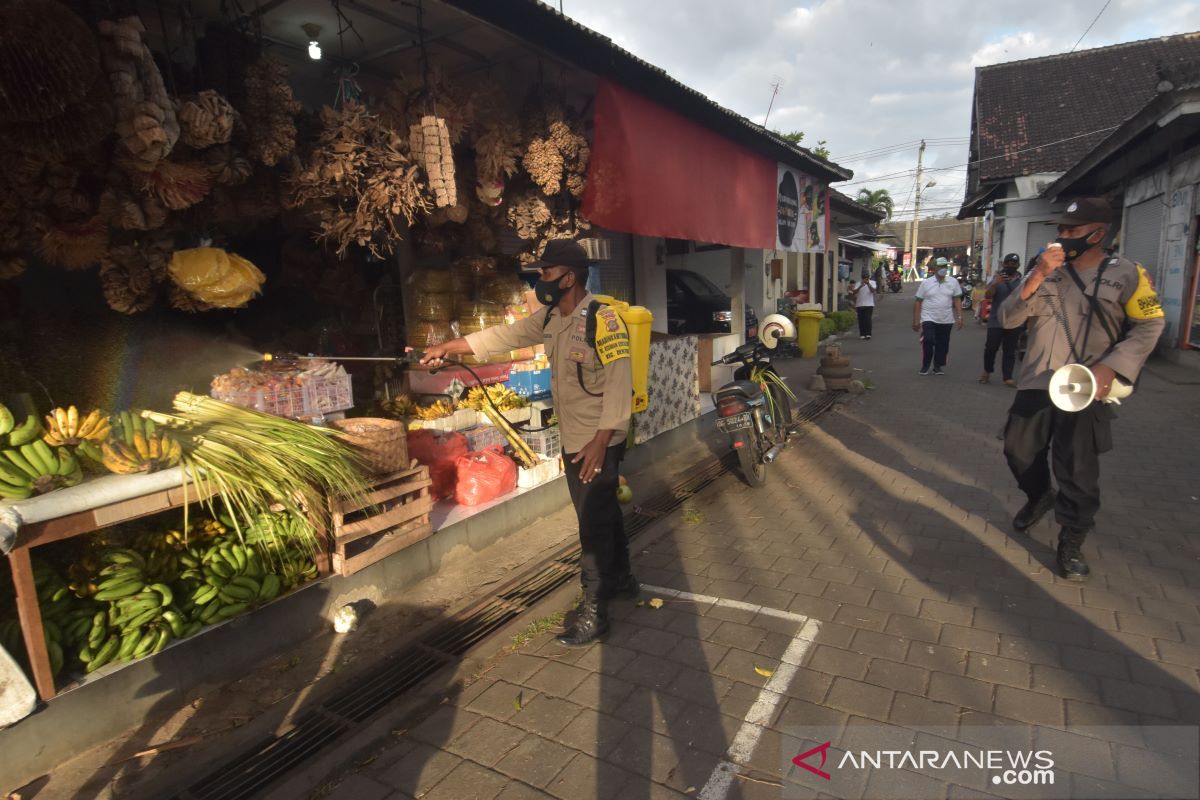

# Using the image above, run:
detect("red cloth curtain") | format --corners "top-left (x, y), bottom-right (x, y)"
top-left (582, 80), bottom-right (776, 249)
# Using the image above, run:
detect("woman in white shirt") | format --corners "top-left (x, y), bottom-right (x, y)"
top-left (849, 273), bottom-right (877, 339)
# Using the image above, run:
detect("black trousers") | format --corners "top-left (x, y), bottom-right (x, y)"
top-left (856, 306), bottom-right (874, 336)
top-left (1003, 390), bottom-right (1113, 531)
top-left (921, 322), bottom-right (953, 370)
top-left (983, 327), bottom-right (1021, 380)
top-left (564, 442), bottom-right (630, 601)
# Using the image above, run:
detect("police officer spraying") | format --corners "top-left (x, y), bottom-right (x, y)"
top-left (999, 198), bottom-right (1164, 580)
top-left (421, 239), bottom-right (635, 644)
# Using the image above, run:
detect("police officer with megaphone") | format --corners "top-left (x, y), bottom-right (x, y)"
top-left (998, 197), bottom-right (1164, 580)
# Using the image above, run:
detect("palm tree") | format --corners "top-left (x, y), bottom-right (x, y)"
top-left (855, 188), bottom-right (894, 220)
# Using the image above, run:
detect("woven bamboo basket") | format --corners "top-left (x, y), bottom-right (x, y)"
top-left (331, 417), bottom-right (409, 475)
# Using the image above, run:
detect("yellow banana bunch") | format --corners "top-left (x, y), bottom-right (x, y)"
top-left (459, 385), bottom-right (528, 412)
top-left (415, 399), bottom-right (454, 420)
top-left (381, 394), bottom-right (417, 418)
top-left (43, 406), bottom-right (111, 447)
top-left (101, 431), bottom-right (182, 475)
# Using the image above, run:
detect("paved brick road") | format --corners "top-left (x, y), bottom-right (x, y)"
top-left (314, 295), bottom-right (1200, 800)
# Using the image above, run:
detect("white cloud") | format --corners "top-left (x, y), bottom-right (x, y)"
top-left (559, 0), bottom-right (1194, 214)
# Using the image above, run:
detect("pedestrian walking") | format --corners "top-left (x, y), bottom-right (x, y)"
top-left (421, 238), bottom-right (636, 643)
top-left (979, 253), bottom-right (1023, 385)
top-left (912, 257), bottom-right (963, 375)
top-left (850, 271), bottom-right (876, 339)
top-left (998, 198), bottom-right (1164, 580)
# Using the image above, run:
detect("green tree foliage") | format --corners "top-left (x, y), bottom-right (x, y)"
top-left (855, 188), bottom-right (894, 219)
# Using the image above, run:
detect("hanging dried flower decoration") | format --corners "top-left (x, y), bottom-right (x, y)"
top-left (99, 187), bottom-right (169, 231)
top-left (98, 236), bottom-right (173, 314)
top-left (177, 90), bottom-right (237, 148)
top-left (130, 159), bottom-right (215, 210)
top-left (290, 101), bottom-right (430, 259)
top-left (410, 115), bottom-right (456, 208)
top-left (0, 255), bottom-right (25, 281)
top-left (205, 145), bottom-right (253, 186)
top-left (243, 58), bottom-right (301, 167)
top-left (381, 69), bottom-right (475, 146)
top-left (0, 0), bottom-right (99, 123)
top-left (37, 215), bottom-right (109, 270)
top-left (99, 17), bottom-right (180, 170)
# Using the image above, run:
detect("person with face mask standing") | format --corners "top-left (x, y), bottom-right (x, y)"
top-left (998, 198), bottom-right (1164, 580)
top-left (912, 257), bottom-right (964, 375)
top-left (850, 270), bottom-right (876, 339)
top-left (421, 239), bottom-right (635, 644)
top-left (979, 253), bottom-right (1024, 385)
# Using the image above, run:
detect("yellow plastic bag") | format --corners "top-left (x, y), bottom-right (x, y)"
top-left (168, 247), bottom-right (265, 308)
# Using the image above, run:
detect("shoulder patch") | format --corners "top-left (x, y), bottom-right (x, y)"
top-left (593, 307), bottom-right (630, 365)
top-left (1125, 264), bottom-right (1164, 321)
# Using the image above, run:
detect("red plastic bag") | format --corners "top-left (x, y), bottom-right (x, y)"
top-left (454, 446), bottom-right (517, 507)
top-left (407, 430), bottom-right (469, 500)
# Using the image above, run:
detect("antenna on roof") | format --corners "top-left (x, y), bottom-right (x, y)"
top-left (763, 78), bottom-right (782, 127)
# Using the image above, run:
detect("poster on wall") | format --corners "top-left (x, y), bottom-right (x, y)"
top-left (776, 163), bottom-right (827, 253)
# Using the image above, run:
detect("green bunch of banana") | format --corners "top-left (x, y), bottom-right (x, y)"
top-left (0, 404), bottom-right (40, 449)
top-left (1, 438), bottom-right (82, 500)
top-left (187, 539), bottom-right (283, 625)
top-left (76, 548), bottom-right (197, 672)
top-left (43, 406), bottom-right (112, 447)
top-left (101, 410), bottom-right (182, 475)
top-left (241, 512), bottom-right (320, 590)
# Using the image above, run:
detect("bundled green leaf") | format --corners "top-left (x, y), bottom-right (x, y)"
top-left (144, 392), bottom-right (370, 555)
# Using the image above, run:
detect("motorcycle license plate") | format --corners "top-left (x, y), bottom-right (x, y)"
top-left (716, 412), bottom-right (752, 432)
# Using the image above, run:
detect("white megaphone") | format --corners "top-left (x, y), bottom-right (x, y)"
top-left (1049, 363), bottom-right (1134, 412)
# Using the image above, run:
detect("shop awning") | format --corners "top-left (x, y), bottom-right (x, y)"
top-left (582, 79), bottom-right (776, 249)
top-left (838, 237), bottom-right (892, 253)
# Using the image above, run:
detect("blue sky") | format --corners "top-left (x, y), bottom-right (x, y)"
top-left (557, 0), bottom-right (1197, 218)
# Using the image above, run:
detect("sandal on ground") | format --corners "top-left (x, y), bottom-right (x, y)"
top-left (978, 373), bottom-right (990, 384)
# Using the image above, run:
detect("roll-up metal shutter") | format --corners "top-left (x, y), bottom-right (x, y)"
top-left (1024, 222), bottom-right (1059, 266)
top-left (1122, 196), bottom-right (1164, 283)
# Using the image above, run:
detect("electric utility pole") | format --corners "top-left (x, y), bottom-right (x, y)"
top-left (763, 80), bottom-right (781, 127)
top-left (910, 140), bottom-right (927, 275)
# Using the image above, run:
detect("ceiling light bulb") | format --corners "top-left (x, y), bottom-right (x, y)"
top-left (308, 40), bottom-right (322, 60)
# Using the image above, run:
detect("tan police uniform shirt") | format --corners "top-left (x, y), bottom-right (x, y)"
top-left (464, 293), bottom-right (633, 453)
top-left (999, 255), bottom-right (1165, 391)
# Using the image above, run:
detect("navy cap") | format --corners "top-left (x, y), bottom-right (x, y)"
top-left (1051, 197), bottom-right (1117, 225)
top-left (530, 239), bottom-right (589, 273)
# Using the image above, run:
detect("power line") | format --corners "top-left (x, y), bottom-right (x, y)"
top-left (1071, 0), bottom-right (1113, 52)
top-left (833, 138), bottom-right (967, 162)
top-left (835, 125), bottom-right (1119, 188)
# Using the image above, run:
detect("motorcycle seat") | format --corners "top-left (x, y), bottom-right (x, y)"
top-left (715, 380), bottom-right (765, 402)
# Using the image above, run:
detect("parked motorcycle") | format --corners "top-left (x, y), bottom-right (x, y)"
top-left (711, 314), bottom-right (796, 487)
top-left (959, 276), bottom-right (974, 311)
top-left (887, 270), bottom-right (903, 293)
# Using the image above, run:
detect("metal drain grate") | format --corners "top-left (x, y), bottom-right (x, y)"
top-left (176, 395), bottom-right (837, 800)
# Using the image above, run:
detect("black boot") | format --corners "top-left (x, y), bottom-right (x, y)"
top-left (1014, 492), bottom-right (1055, 532)
top-left (1056, 527), bottom-right (1091, 581)
top-left (556, 597), bottom-right (609, 647)
top-left (611, 573), bottom-right (641, 601)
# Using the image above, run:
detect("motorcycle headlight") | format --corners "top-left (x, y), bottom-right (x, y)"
top-left (713, 311), bottom-right (733, 323)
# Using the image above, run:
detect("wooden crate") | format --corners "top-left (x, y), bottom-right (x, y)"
top-left (330, 465), bottom-right (433, 577)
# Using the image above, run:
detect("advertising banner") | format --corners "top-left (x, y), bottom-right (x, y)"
top-left (776, 163), bottom-right (826, 254)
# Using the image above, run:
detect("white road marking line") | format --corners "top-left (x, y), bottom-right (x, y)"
top-left (641, 584), bottom-right (820, 800)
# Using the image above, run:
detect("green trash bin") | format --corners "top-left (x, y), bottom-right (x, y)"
top-left (793, 309), bottom-right (825, 358)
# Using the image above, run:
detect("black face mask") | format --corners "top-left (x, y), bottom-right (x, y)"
top-left (1055, 229), bottom-right (1101, 260)
top-left (1003, 266), bottom-right (1018, 275)
top-left (534, 273), bottom-right (571, 306)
